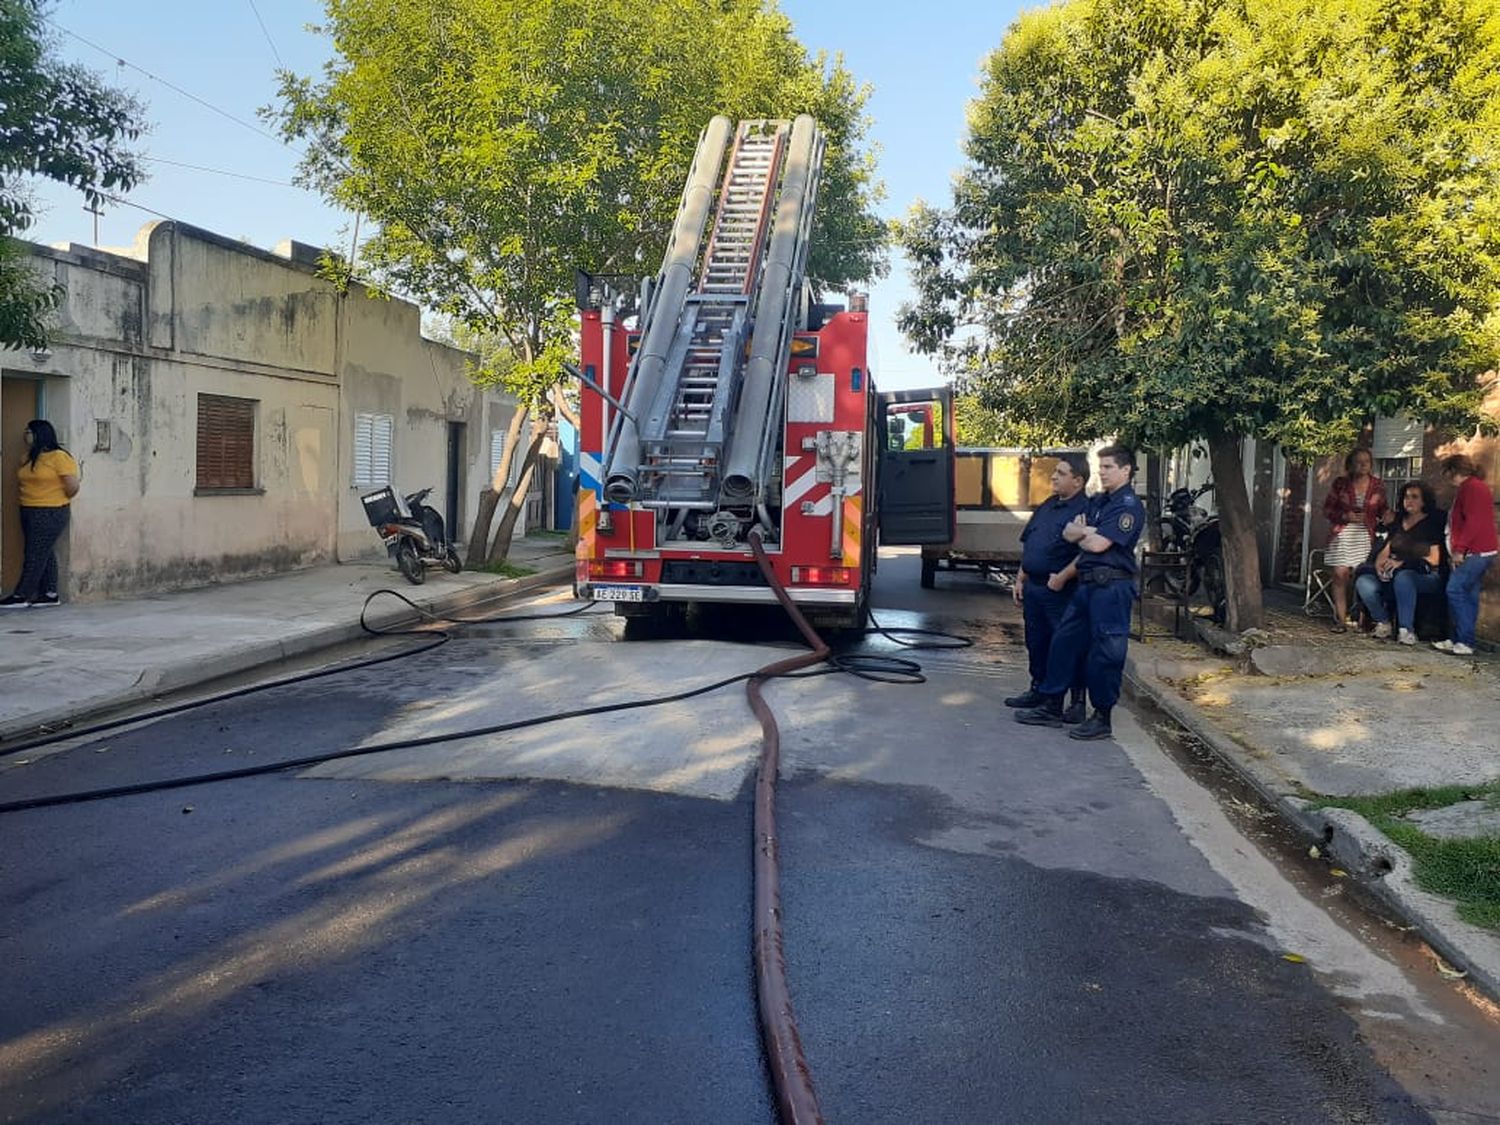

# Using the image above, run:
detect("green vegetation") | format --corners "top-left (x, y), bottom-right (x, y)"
top-left (898, 0), bottom-right (1500, 631)
top-left (1312, 782), bottom-right (1500, 929)
top-left (270, 0), bottom-right (885, 562)
top-left (1, 0), bottom-right (144, 349)
top-left (471, 560), bottom-right (537, 580)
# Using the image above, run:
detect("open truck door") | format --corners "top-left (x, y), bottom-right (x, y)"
top-left (877, 387), bottom-right (955, 545)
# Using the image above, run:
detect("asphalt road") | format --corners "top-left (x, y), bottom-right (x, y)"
top-left (1, 550), bottom-right (1493, 1123)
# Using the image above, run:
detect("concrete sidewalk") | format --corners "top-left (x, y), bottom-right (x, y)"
top-left (1126, 593), bottom-right (1500, 1003)
top-left (0, 535), bottom-right (575, 744)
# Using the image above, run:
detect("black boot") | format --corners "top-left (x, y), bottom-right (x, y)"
top-left (1068, 709), bottom-right (1113, 741)
top-left (1004, 687), bottom-right (1046, 709)
top-left (1061, 694), bottom-right (1087, 724)
top-left (1015, 697), bottom-right (1065, 727)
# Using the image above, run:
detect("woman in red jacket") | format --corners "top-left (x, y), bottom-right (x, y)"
top-left (1321, 448), bottom-right (1388, 632)
top-left (1434, 453), bottom-right (1498, 656)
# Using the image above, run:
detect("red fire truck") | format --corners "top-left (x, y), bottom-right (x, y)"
top-left (573, 115), bottom-right (954, 628)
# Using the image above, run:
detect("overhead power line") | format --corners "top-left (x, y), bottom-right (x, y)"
top-left (245, 0), bottom-right (285, 68)
top-left (141, 155), bottom-right (298, 187)
top-left (99, 193), bottom-right (176, 223)
top-left (47, 19), bottom-right (292, 151)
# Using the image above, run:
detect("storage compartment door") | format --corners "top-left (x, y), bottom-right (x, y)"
top-left (876, 387), bottom-right (955, 545)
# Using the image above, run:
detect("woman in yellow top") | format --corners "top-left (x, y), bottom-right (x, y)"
top-left (2, 420), bottom-right (80, 608)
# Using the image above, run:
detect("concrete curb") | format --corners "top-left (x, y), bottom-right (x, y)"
top-left (0, 561), bottom-right (575, 746)
top-left (1125, 654), bottom-right (1500, 1005)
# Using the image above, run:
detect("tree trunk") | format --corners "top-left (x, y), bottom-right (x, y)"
top-left (464, 405), bottom-right (529, 567)
top-left (549, 385), bottom-right (581, 431)
top-left (1206, 431), bottom-right (1265, 632)
top-left (487, 423), bottom-right (548, 561)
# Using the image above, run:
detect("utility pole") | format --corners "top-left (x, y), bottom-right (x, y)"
top-left (83, 202), bottom-right (103, 247)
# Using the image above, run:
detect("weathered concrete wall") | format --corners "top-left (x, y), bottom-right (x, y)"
top-left (146, 224), bottom-right (339, 376)
top-left (336, 295), bottom-right (517, 560)
top-left (11, 222), bottom-right (519, 601)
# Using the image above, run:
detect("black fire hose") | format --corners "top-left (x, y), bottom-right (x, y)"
top-left (0, 589), bottom-right (600, 760)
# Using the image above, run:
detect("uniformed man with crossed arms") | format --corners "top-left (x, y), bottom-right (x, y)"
top-left (1003, 453), bottom-right (1090, 724)
top-left (1016, 444), bottom-right (1143, 741)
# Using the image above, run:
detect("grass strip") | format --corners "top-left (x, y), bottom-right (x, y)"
top-left (1312, 782), bottom-right (1500, 929)
top-left (471, 560), bottom-right (537, 579)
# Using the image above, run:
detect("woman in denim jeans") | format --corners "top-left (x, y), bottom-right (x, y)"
top-left (1354, 481), bottom-right (1445, 645)
top-left (1434, 453), bottom-right (1498, 656)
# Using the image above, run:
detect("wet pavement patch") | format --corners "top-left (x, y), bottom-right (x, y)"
top-left (778, 775), bottom-right (1430, 1124)
top-left (0, 777), bottom-right (773, 1124)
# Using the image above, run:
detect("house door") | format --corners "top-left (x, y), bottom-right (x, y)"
top-left (2, 376), bottom-right (42, 590)
top-left (445, 421), bottom-right (465, 543)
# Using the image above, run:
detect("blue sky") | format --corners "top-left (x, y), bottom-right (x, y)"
top-left (28, 0), bottom-right (1028, 389)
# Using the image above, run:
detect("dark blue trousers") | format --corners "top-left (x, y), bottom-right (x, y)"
top-left (15, 505), bottom-right (69, 600)
top-left (1039, 579), bottom-right (1134, 711)
top-left (1022, 578), bottom-right (1083, 693)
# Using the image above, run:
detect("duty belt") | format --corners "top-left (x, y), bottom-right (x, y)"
top-left (1080, 566), bottom-right (1135, 585)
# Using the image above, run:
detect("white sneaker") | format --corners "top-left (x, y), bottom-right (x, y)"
top-left (1372, 622), bottom-right (1391, 639)
top-left (1433, 639), bottom-right (1455, 652)
top-left (1453, 643), bottom-right (1475, 656)
top-left (1398, 628), bottom-right (1415, 646)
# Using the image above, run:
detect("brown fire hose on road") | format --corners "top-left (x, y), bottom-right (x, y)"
top-left (747, 530), bottom-right (829, 1124)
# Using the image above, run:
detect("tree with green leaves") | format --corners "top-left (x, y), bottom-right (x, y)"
top-left (899, 0), bottom-right (1500, 630)
top-left (1, 0), bottom-right (144, 349)
top-left (269, 0), bottom-right (885, 561)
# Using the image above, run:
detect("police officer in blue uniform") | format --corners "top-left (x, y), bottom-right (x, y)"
top-left (1017, 444), bottom-right (1143, 740)
top-left (1004, 453), bottom-right (1090, 722)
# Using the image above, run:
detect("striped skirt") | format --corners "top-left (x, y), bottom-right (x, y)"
top-left (1325, 523), bottom-right (1373, 568)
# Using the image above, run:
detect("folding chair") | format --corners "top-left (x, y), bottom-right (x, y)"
top-left (1303, 548), bottom-right (1336, 617)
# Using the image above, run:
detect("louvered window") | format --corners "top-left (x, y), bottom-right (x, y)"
top-left (196, 394), bottom-right (257, 491)
top-left (498, 426), bottom-right (516, 480)
top-left (1372, 413), bottom-right (1424, 482)
top-left (354, 413), bottom-right (395, 487)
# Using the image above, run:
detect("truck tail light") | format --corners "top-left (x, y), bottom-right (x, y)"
top-left (588, 559), bottom-right (644, 579)
top-left (790, 566), bottom-right (852, 585)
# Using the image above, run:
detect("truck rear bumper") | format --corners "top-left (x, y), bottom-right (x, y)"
top-left (579, 582), bottom-right (857, 606)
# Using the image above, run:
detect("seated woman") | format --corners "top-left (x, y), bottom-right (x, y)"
top-left (1354, 480), bottom-right (1446, 644)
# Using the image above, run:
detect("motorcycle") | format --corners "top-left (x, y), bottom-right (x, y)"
top-left (1148, 480), bottom-right (1226, 622)
top-left (360, 485), bottom-right (463, 585)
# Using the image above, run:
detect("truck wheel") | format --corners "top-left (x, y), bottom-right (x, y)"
top-left (920, 556), bottom-right (937, 590)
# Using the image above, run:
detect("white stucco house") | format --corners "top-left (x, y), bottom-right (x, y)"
top-left (1, 221), bottom-right (536, 601)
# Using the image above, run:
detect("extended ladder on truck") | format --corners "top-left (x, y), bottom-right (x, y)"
top-left (576, 114), bottom-right (956, 629)
top-left (636, 122), bottom-right (786, 508)
top-left (602, 116), bottom-right (821, 541)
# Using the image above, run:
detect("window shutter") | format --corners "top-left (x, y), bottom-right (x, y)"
top-left (490, 429), bottom-right (506, 481)
top-left (354, 414), bottom-right (394, 486)
top-left (196, 395), bottom-right (256, 490)
top-left (1372, 414), bottom-right (1423, 460)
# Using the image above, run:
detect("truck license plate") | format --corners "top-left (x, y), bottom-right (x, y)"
top-left (593, 584), bottom-right (645, 603)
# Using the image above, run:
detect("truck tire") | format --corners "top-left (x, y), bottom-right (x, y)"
top-left (920, 556), bottom-right (938, 590)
